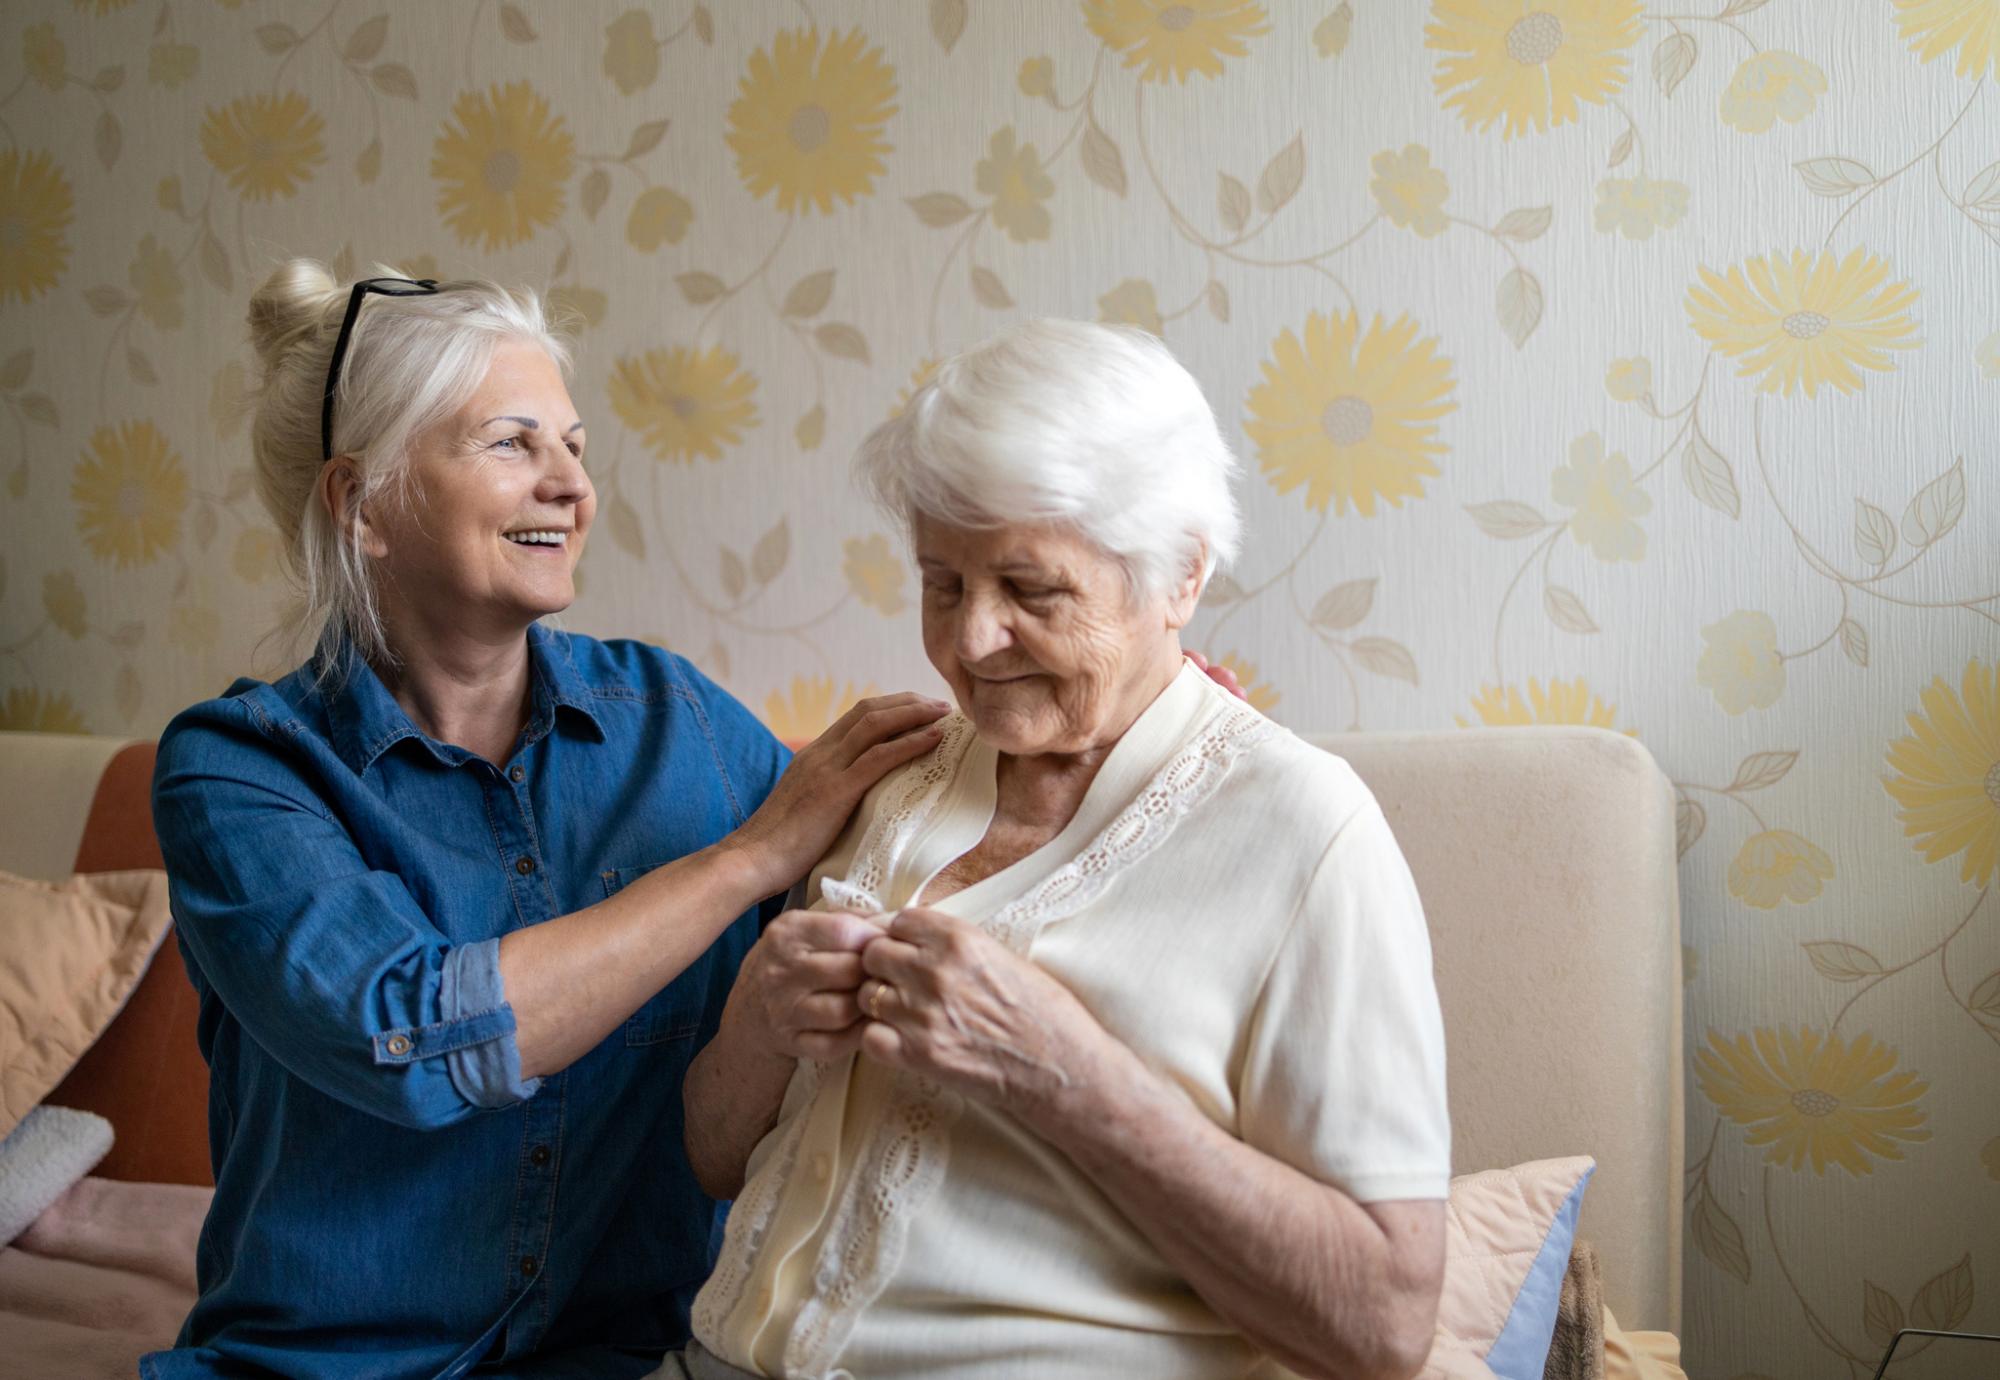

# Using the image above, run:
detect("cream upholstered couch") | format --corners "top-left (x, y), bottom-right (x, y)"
top-left (0, 725), bottom-right (1686, 1342)
top-left (1313, 726), bottom-right (1685, 1335)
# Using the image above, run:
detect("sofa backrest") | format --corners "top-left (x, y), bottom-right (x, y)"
top-left (1312, 726), bottom-right (1684, 1334)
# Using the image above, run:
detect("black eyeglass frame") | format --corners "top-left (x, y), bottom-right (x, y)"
top-left (321, 276), bottom-right (441, 463)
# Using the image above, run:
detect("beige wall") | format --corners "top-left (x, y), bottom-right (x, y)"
top-left (3, 0), bottom-right (1997, 1372)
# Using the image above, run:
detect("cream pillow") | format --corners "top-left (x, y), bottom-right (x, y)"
top-left (0, 869), bottom-right (172, 1137)
top-left (1419, 1156), bottom-right (1596, 1380)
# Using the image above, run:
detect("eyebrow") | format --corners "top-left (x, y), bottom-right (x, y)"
top-left (478, 416), bottom-right (587, 435)
top-left (917, 556), bottom-right (1058, 577)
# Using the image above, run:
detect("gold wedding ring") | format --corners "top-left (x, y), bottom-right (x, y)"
top-left (866, 981), bottom-right (888, 1020)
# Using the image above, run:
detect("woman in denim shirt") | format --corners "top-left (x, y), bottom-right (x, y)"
top-left (143, 263), bottom-right (950, 1379)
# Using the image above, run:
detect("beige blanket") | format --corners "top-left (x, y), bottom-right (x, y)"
top-left (0, 1175), bottom-right (208, 1379)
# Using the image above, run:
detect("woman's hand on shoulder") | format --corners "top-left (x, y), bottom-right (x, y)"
top-left (855, 907), bottom-right (1119, 1125)
top-left (731, 693), bottom-right (950, 894)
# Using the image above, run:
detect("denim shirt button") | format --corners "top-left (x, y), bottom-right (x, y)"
top-left (521, 1255), bottom-right (539, 1278)
top-left (515, 856), bottom-right (535, 875)
top-left (385, 1034), bottom-right (412, 1056)
top-left (530, 1144), bottom-right (551, 1167)
top-left (509, 765), bottom-right (525, 783)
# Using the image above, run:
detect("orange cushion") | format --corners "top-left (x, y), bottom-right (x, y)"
top-left (46, 743), bottom-right (215, 1187)
top-left (0, 870), bottom-right (171, 1138)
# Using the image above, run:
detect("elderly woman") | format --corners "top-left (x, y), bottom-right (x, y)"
top-left (144, 264), bottom-right (956, 1379)
top-left (664, 321), bottom-right (1452, 1380)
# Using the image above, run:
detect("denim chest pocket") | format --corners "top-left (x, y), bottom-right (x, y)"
top-left (601, 863), bottom-right (707, 1047)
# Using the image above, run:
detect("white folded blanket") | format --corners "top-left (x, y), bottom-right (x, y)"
top-left (0, 1106), bottom-right (114, 1246)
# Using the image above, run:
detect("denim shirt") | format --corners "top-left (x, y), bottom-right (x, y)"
top-left (143, 626), bottom-right (789, 1380)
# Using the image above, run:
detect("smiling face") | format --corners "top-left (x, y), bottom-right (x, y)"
top-left (916, 515), bottom-right (1198, 757)
top-left (358, 338), bottom-right (594, 642)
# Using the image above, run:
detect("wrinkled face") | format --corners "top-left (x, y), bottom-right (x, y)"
top-left (916, 515), bottom-right (1193, 756)
top-left (361, 339), bottom-right (594, 637)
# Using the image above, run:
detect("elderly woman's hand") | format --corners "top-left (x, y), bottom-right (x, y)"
top-left (727, 909), bottom-right (885, 1063)
top-left (856, 908), bottom-right (1111, 1118)
top-left (732, 694), bottom-right (950, 895)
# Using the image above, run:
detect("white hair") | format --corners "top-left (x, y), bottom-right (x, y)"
top-left (243, 259), bottom-right (572, 677)
top-left (855, 319), bottom-right (1241, 599)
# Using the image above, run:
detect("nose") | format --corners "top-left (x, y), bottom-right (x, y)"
top-left (537, 440), bottom-right (591, 507)
top-left (955, 586), bottom-right (1014, 663)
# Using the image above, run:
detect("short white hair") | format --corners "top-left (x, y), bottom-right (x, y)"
top-left (855, 320), bottom-right (1241, 599)
top-left (244, 259), bottom-right (572, 676)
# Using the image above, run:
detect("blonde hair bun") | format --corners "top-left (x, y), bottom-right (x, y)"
top-left (246, 259), bottom-right (346, 376)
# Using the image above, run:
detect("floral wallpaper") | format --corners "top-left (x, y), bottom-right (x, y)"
top-left (1, 1), bottom-right (1997, 1374)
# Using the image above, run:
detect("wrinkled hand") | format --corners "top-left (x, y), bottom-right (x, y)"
top-left (727, 909), bottom-right (883, 1064)
top-left (734, 694), bottom-right (950, 894)
top-left (856, 907), bottom-right (1112, 1121)
top-left (1184, 650), bottom-right (1247, 702)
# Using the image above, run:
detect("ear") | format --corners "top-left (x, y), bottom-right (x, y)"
top-left (317, 457), bottom-right (388, 560)
top-left (1162, 540), bottom-right (1207, 632)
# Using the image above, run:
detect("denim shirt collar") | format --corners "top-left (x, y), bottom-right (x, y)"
top-left (324, 623), bottom-right (607, 775)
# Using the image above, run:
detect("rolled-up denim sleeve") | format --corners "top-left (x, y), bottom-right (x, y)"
top-left (153, 706), bottom-right (538, 1131)
top-left (439, 939), bottom-right (542, 1108)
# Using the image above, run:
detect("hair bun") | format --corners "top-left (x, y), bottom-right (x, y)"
top-left (246, 259), bottom-right (346, 374)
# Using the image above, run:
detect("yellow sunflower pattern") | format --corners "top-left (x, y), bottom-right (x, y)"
top-left (1893, 0), bottom-right (2000, 79)
top-left (0, 149), bottom-right (75, 303)
top-left (1243, 311), bottom-right (1456, 517)
top-left (1083, 0), bottom-right (1271, 83)
top-left (1458, 677), bottom-right (1623, 730)
top-left (1685, 249), bottom-right (1921, 398)
top-left (726, 28), bottom-right (898, 215)
top-left (71, 421), bottom-right (189, 569)
top-left (431, 82), bottom-right (575, 250)
top-left (1217, 654), bottom-right (1280, 713)
top-left (608, 347), bottom-right (760, 464)
top-left (1882, 658), bottom-right (2000, 888)
top-left (0, 689), bottom-right (88, 734)
top-left (200, 92), bottom-right (326, 201)
top-left (1696, 1027), bottom-right (1931, 1176)
top-left (1426, 0), bottom-right (1644, 139)
top-left (7, 9), bottom-right (1999, 1370)
top-left (762, 675), bottom-right (875, 744)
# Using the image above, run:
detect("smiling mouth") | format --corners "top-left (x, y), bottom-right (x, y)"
top-left (503, 529), bottom-right (569, 550)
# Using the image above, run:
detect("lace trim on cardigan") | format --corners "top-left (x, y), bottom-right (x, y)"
top-left (693, 722), bottom-right (972, 1352)
top-left (841, 713), bottom-right (977, 907)
top-left (780, 702), bottom-right (1280, 1376)
top-left (691, 1058), bottom-right (824, 1345)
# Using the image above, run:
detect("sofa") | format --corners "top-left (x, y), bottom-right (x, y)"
top-left (0, 724), bottom-right (1684, 1371)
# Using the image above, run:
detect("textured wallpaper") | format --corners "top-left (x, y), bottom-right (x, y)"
top-left (2, 1), bottom-right (1997, 1374)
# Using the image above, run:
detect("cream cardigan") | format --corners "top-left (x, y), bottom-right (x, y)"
top-left (687, 663), bottom-right (1451, 1380)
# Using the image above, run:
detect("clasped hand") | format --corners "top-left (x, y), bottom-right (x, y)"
top-left (732, 906), bottom-right (1102, 1118)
